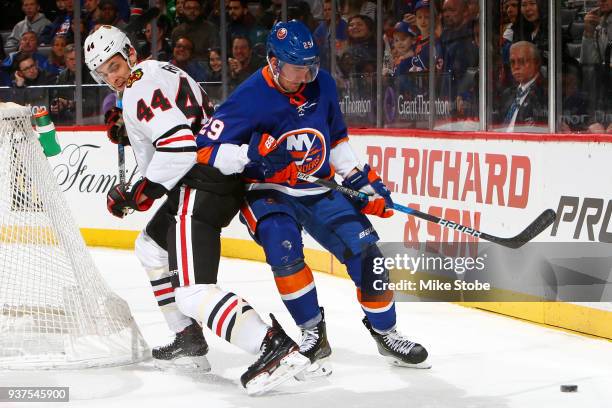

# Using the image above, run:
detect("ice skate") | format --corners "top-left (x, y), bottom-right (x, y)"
top-left (241, 315), bottom-right (310, 396)
top-left (363, 317), bottom-right (431, 369)
top-left (152, 321), bottom-right (211, 372)
top-left (295, 307), bottom-right (333, 381)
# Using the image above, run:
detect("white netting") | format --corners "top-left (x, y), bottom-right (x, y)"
top-left (0, 103), bottom-right (149, 369)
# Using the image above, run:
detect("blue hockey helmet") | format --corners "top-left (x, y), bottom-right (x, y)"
top-left (266, 20), bottom-right (320, 85)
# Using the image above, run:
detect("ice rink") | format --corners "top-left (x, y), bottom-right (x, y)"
top-left (2, 247), bottom-right (611, 408)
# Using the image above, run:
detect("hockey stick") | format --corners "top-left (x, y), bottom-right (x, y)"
top-left (115, 95), bottom-right (130, 217)
top-left (118, 144), bottom-right (126, 184)
top-left (115, 96), bottom-right (127, 186)
top-left (296, 172), bottom-right (556, 249)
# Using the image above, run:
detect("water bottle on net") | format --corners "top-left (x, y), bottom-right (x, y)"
top-left (34, 107), bottom-right (61, 157)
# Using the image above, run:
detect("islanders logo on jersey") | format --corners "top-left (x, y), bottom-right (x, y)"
top-left (276, 128), bottom-right (326, 175)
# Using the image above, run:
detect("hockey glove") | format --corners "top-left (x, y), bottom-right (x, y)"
top-left (104, 107), bottom-right (130, 146)
top-left (106, 178), bottom-right (162, 218)
top-left (245, 133), bottom-right (298, 186)
top-left (343, 164), bottom-right (394, 218)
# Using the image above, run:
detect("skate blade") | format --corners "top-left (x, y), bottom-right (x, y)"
top-left (386, 356), bottom-right (432, 369)
top-left (154, 355), bottom-right (211, 373)
top-left (246, 351), bottom-right (310, 396)
top-left (294, 358), bottom-right (333, 381)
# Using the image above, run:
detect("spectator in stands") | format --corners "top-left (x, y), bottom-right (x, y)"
top-left (72, 15), bottom-right (89, 45)
top-left (313, 0), bottom-right (349, 70)
top-left (257, 0), bottom-right (282, 29)
top-left (154, 0), bottom-right (170, 16)
top-left (391, 21), bottom-right (416, 76)
top-left (205, 47), bottom-right (222, 82)
top-left (171, 0), bottom-right (218, 60)
top-left (439, 0), bottom-right (478, 110)
top-left (306, 0), bottom-right (324, 20)
top-left (203, 46), bottom-right (223, 100)
top-left (53, 43), bottom-right (93, 86)
top-left (206, 0), bottom-right (221, 27)
top-left (502, 0), bottom-right (519, 39)
top-left (409, 0), bottom-right (440, 72)
top-left (465, 0), bottom-right (479, 22)
top-left (175, 0), bottom-right (185, 23)
top-left (581, 0), bottom-right (612, 60)
top-left (344, 0), bottom-right (376, 21)
top-left (394, 0), bottom-right (417, 26)
top-left (40, 0), bottom-right (74, 44)
top-left (50, 43), bottom-right (96, 123)
top-left (228, 35), bottom-right (265, 84)
top-left (169, 36), bottom-right (207, 81)
top-left (5, 0), bottom-right (51, 50)
top-left (513, 0), bottom-right (548, 65)
top-left (83, 0), bottom-right (100, 33)
top-left (47, 34), bottom-right (66, 73)
top-left (227, 0), bottom-right (268, 52)
top-left (96, 0), bottom-right (127, 30)
top-left (138, 15), bottom-right (172, 61)
top-left (288, 1), bottom-right (318, 33)
top-left (45, 0), bottom-right (65, 22)
top-left (12, 52), bottom-right (56, 88)
top-left (498, 41), bottom-right (547, 132)
top-left (581, 0), bottom-right (612, 133)
top-left (500, 0), bottom-right (519, 85)
top-left (337, 49), bottom-right (354, 80)
top-left (345, 14), bottom-right (377, 75)
top-left (559, 58), bottom-right (590, 132)
top-left (2, 31), bottom-right (59, 76)
top-left (360, 0), bottom-right (376, 21)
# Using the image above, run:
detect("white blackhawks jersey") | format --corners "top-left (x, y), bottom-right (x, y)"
top-left (121, 60), bottom-right (210, 191)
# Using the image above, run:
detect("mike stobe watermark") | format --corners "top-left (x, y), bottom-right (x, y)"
top-left (373, 279), bottom-right (491, 292)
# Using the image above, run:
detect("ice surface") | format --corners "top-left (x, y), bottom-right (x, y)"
top-left (1, 248), bottom-right (611, 408)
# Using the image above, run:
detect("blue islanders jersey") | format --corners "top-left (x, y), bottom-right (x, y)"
top-left (196, 66), bottom-right (348, 196)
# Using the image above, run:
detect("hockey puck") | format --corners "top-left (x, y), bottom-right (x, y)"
top-left (560, 385), bottom-right (578, 392)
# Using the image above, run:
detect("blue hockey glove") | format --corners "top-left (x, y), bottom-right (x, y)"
top-left (342, 164), bottom-right (394, 218)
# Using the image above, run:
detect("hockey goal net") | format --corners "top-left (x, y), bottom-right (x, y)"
top-left (0, 103), bottom-right (149, 369)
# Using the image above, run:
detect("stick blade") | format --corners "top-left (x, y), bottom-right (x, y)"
top-left (496, 209), bottom-right (557, 249)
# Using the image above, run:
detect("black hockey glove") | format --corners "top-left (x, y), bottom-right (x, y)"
top-left (104, 107), bottom-right (130, 146)
top-left (106, 178), bottom-right (166, 218)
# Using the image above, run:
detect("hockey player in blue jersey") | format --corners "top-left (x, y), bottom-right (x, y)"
top-left (196, 20), bottom-right (430, 375)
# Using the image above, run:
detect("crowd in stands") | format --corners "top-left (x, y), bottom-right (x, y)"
top-left (376, 0), bottom-right (610, 132)
top-left (0, 0), bottom-right (610, 132)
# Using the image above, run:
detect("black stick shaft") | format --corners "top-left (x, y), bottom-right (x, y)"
top-left (297, 172), bottom-right (556, 249)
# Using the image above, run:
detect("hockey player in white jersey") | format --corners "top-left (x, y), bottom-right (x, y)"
top-left (83, 25), bottom-right (309, 395)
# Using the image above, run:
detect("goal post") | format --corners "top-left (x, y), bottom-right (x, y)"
top-left (0, 103), bottom-right (149, 369)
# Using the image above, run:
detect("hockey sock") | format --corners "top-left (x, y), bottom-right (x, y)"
top-left (274, 262), bottom-right (322, 328)
top-left (148, 267), bottom-right (193, 332)
top-left (136, 231), bottom-right (193, 333)
top-left (357, 288), bottom-right (397, 333)
top-left (346, 246), bottom-right (397, 332)
top-left (175, 284), bottom-right (269, 354)
top-left (257, 214), bottom-right (322, 328)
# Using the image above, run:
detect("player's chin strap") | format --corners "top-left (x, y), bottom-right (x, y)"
top-left (266, 58), bottom-right (288, 92)
top-left (266, 58), bottom-right (303, 94)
